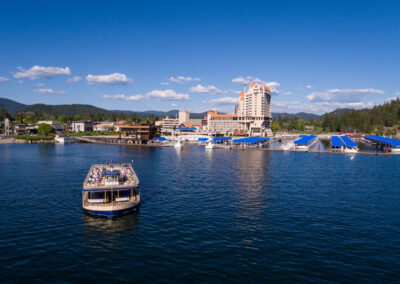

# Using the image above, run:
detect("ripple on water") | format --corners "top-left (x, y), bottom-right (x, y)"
top-left (0, 144), bottom-right (399, 282)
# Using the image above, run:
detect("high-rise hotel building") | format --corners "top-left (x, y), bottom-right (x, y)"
top-left (207, 82), bottom-right (272, 136)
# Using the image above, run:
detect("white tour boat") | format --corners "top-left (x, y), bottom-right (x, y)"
top-left (82, 163), bottom-right (140, 216)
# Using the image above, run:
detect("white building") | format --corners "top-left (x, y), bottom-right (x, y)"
top-left (207, 82), bottom-right (272, 137)
top-left (178, 110), bottom-right (189, 124)
top-left (71, 121), bottom-right (93, 132)
top-left (161, 116), bottom-right (179, 134)
top-left (93, 122), bottom-right (114, 132)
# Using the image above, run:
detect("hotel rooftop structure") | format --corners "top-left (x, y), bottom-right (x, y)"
top-left (207, 82), bottom-right (273, 136)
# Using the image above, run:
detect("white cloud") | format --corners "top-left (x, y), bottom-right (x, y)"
top-left (306, 84), bottom-right (313, 89)
top-left (0, 77), bottom-right (10, 82)
top-left (14, 65), bottom-right (71, 80)
top-left (86, 73), bottom-right (132, 85)
top-left (34, 88), bottom-right (66, 95)
top-left (232, 76), bottom-right (251, 84)
top-left (169, 76), bottom-right (201, 84)
top-left (67, 76), bottom-right (82, 83)
top-left (394, 91), bottom-right (400, 96)
top-left (232, 76), bottom-right (280, 93)
top-left (35, 83), bottom-right (44, 87)
top-left (189, 84), bottom-right (222, 94)
top-left (103, 94), bottom-right (144, 101)
top-left (307, 88), bottom-right (384, 103)
top-left (161, 81), bottom-right (170, 86)
top-left (283, 91), bottom-right (292, 95)
top-left (170, 103), bottom-right (177, 107)
top-left (208, 97), bottom-right (238, 105)
top-left (146, 89), bottom-right (189, 101)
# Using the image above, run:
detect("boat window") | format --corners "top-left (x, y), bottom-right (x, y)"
top-left (89, 192), bottom-right (104, 199)
top-left (119, 190), bottom-right (130, 197)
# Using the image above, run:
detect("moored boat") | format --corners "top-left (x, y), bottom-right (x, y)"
top-left (174, 140), bottom-right (183, 148)
top-left (82, 163), bottom-right (140, 216)
top-left (205, 141), bottom-right (214, 149)
top-left (54, 134), bottom-right (76, 144)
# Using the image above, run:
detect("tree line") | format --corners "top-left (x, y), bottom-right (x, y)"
top-left (0, 108), bottom-right (159, 124)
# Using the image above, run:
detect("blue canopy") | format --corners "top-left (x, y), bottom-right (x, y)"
top-left (103, 170), bottom-right (120, 176)
top-left (340, 136), bottom-right (357, 147)
top-left (212, 137), bottom-right (232, 142)
top-left (155, 137), bottom-right (167, 141)
top-left (176, 127), bottom-right (197, 131)
top-left (365, 135), bottom-right (400, 147)
top-left (294, 135), bottom-right (317, 145)
top-left (232, 137), bottom-right (270, 144)
top-left (331, 136), bottom-right (344, 147)
top-left (198, 138), bottom-right (209, 142)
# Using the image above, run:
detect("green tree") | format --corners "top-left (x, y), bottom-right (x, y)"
top-left (38, 123), bottom-right (54, 136)
top-left (271, 120), bottom-right (280, 133)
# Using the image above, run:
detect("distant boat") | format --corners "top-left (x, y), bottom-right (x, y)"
top-left (281, 142), bottom-right (294, 151)
top-left (174, 140), bottom-right (183, 148)
top-left (205, 141), bottom-right (214, 149)
top-left (82, 163), bottom-right (140, 216)
top-left (54, 134), bottom-right (75, 144)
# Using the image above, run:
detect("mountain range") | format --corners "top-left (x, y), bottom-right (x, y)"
top-left (0, 97), bottom-right (324, 120)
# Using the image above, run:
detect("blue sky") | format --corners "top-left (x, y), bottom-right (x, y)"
top-left (0, 0), bottom-right (399, 114)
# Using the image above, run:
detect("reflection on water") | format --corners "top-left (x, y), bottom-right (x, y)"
top-left (83, 210), bottom-right (140, 233)
top-left (83, 210), bottom-right (141, 249)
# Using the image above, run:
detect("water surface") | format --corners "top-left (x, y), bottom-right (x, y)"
top-left (0, 144), bottom-right (399, 282)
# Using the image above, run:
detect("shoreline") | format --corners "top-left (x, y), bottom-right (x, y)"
top-left (1, 136), bottom-right (399, 156)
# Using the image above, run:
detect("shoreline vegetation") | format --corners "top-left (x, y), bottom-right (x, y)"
top-left (1, 98), bottom-right (400, 136)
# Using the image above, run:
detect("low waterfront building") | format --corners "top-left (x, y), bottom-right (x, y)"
top-left (161, 116), bottom-right (179, 134)
top-left (119, 122), bottom-right (157, 143)
top-left (207, 111), bottom-right (243, 136)
top-left (71, 121), bottom-right (93, 132)
top-left (93, 122), bottom-right (115, 132)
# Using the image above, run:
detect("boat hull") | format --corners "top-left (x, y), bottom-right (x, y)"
top-left (84, 203), bottom-right (140, 216)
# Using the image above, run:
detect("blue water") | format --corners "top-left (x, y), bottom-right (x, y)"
top-left (0, 144), bottom-right (399, 282)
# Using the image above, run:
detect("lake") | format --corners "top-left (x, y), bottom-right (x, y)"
top-left (0, 143), bottom-right (399, 282)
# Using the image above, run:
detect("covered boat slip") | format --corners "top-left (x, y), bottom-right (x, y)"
top-left (294, 135), bottom-right (317, 146)
top-left (331, 136), bottom-right (344, 150)
top-left (364, 135), bottom-right (400, 151)
top-left (340, 136), bottom-right (358, 148)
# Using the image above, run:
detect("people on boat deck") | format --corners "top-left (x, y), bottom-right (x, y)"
top-left (87, 165), bottom-right (135, 186)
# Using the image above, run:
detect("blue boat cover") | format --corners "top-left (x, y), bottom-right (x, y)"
top-left (340, 136), bottom-right (357, 147)
top-left (155, 137), bottom-right (167, 141)
top-left (232, 137), bottom-right (270, 144)
top-left (294, 135), bottom-right (317, 145)
top-left (365, 135), bottom-right (400, 147)
top-left (176, 127), bottom-right (197, 131)
top-left (331, 136), bottom-right (344, 147)
top-left (198, 138), bottom-right (209, 141)
top-left (212, 137), bottom-right (232, 142)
